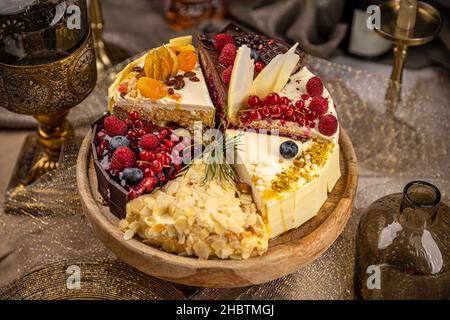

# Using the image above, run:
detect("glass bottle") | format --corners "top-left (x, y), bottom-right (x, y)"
top-left (355, 181), bottom-right (450, 299)
top-left (164, 0), bottom-right (224, 31)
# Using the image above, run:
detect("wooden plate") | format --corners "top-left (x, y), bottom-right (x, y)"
top-left (77, 129), bottom-right (358, 288)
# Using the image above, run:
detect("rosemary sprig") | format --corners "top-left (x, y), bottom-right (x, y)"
top-left (178, 123), bottom-right (243, 185)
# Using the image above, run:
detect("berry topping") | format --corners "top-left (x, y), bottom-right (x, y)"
top-left (254, 61), bottom-right (265, 73)
top-left (221, 65), bottom-right (233, 85)
top-left (139, 134), bottom-right (160, 150)
top-left (247, 95), bottom-right (262, 108)
top-left (104, 115), bottom-right (127, 137)
top-left (301, 94), bottom-right (310, 101)
top-left (295, 100), bottom-right (305, 109)
top-left (306, 76), bottom-right (324, 97)
top-left (110, 146), bottom-right (136, 171)
top-left (213, 33), bottom-right (235, 51)
top-left (109, 136), bottom-right (130, 151)
top-left (129, 110), bottom-right (139, 122)
top-left (280, 141), bottom-right (299, 159)
top-left (318, 114), bottom-right (338, 136)
top-left (121, 168), bottom-right (143, 185)
top-left (219, 43), bottom-right (237, 67)
top-left (264, 92), bottom-right (280, 106)
top-left (309, 96), bottom-right (328, 117)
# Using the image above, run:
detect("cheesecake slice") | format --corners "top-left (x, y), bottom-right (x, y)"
top-left (109, 39), bottom-right (215, 129)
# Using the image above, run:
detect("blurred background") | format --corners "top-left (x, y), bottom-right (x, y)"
top-left (102, 0), bottom-right (449, 75)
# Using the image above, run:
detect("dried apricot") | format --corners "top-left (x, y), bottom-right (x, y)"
top-left (137, 77), bottom-right (167, 101)
top-left (178, 50), bottom-right (197, 72)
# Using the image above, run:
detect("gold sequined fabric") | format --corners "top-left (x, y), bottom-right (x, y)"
top-left (0, 55), bottom-right (449, 299)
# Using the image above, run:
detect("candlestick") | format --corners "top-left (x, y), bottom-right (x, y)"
top-left (375, 0), bottom-right (441, 104)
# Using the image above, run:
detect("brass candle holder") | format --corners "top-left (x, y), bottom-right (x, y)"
top-left (90, 0), bottom-right (113, 73)
top-left (375, 0), bottom-right (442, 103)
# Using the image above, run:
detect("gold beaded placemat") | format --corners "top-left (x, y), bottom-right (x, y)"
top-left (0, 258), bottom-right (185, 300)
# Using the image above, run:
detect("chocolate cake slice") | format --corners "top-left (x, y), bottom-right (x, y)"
top-left (198, 24), bottom-right (306, 126)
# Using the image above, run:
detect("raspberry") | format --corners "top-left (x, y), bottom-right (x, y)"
top-left (309, 96), bottom-right (328, 117)
top-left (104, 115), bottom-right (127, 137)
top-left (306, 76), bottom-right (324, 97)
top-left (221, 65), bottom-right (233, 84)
top-left (139, 134), bottom-right (160, 150)
top-left (219, 43), bottom-right (237, 67)
top-left (110, 146), bottom-right (136, 171)
top-left (213, 33), bottom-right (234, 51)
top-left (318, 114), bottom-right (338, 136)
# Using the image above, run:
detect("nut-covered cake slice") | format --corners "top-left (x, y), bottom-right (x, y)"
top-left (109, 35), bottom-right (215, 129)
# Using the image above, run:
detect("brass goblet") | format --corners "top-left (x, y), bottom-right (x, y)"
top-left (0, 1), bottom-right (97, 186)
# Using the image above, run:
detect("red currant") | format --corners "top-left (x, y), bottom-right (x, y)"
top-left (295, 100), bottom-right (305, 109)
top-left (255, 61), bottom-right (265, 73)
top-left (248, 95), bottom-right (262, 108)
top-left (270, 105), bottom-right (281, 117)
top-left (262, 106), bottom-right (270, 118)
top-left (143, 167), bottom-right (155, 178)
top-left (125, 118), bottom-right (133, 128)
top-left (264, 92), bottom-right (280, 106)
top-left (240, 114), bottom-right (251, 125)
top-left (249, 109), bottom-right (261, 121)
top-left (151, 159), bottom-right (163, 172)
top-left (126, 129), bottom-right (137, 140)
top-left (280, 97), bottom-right (291, 105)
top-left (134, 120), bottom-right (143, 128)
top-left (136, 129), bottom-right (146, 137)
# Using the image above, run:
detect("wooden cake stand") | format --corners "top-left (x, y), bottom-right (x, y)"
top-left (77, 129), bottom-right (358, 288)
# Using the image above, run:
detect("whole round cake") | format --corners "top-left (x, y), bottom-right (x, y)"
top-left (92, 24), bottom-right (341, 260)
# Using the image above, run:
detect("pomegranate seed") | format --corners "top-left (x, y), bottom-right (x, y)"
top-left (248, 95), bottom-right (262, 108)
top-left (134, 120), bottom-right (143, 128)
top-left (265, 92), bottom-right (280, 106)
top-left (160, 129), bottom-right (170, 136)
top-left (297, 117), bottom-right (306, 126)
top-left (151, 160), bottom-right (163, 172)
top-left (309, 121), bottom-right (316, 128)
top-left (295, 100), bottom-right (305, 109)
top-left (279, 104), bottom-right (288, 112)
top-left (129, 111), bottom-right (139, 122)
top-left (301, 94), bottom-right (310, 101)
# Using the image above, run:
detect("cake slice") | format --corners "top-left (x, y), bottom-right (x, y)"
top-left (198, 23), bottom-right (305, 125)
top-left (109, 37), bottom-right (215, 129)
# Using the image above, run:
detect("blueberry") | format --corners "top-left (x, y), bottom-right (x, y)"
top-left (251, 49), bottom-right (260, 61)
top-left (109, 136), bottom-right (129, 151)
top-left (280, 141), bottom-right (299, 159)
top-left (121, 168), bottom-right (143, 185)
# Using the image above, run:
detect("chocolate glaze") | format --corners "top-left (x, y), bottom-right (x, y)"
top-left (91, 114), bottom-right (128, 219)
